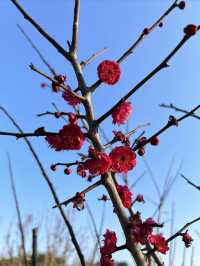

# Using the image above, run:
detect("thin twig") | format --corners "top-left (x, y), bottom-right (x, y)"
top-left (80, 47), bottom-right (107, 68)
top-left (53, 180), bottom-right (102, 208)
top-left (7, 154), bottom-right (28, 266)
top-left (17, 24), bottom-right (57, 76)
top-left (160, 103), bottom-right (200, 120)
top-left (180, 173), bottom-right (200, 191)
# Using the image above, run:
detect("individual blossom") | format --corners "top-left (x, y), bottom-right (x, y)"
top-left (84, 152), bottom-right (112, 175)
top-left (59, 124), bottom-right (85, 150)
top-left (73, 192), bottom-right (85, 210)
top-left (109, 146), bottom-right (136, 173)
top-left (148, 234), bottom-right (169, 254)
top-left (97, 60), bottom-right (121, 85)
top-left (100, 255), bottom-right (115, 266)
top-left (180, 231), bottom-right (193, 248)
top-left (116, 185), bottom-right (132, 208)
top-left (52, 74), bottom-right (66, 92)
top-left (112, 101), bottom-right (132, 125)
top-left (62, 86), bottom-right (82, 106)
top-left (46, 124), bottom-right (85, 151)
top-left (100, 230), bottom-right (117, 256)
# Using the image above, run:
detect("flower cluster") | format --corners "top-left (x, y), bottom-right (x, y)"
top-left (100, 230), bottom-right (117, 266)
top-left (129, 213), bottom-right (168, 254)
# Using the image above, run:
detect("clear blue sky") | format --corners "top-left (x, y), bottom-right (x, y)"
top-left (1, 0), bottom-right (200, 265)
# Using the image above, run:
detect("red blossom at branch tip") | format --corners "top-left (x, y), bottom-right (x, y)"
top-left (112, 101), bottom-right (132, 125)
top-left (97, 60), bottom-right (121, 85)
top-left (180, 230), bottom-right (193, 248)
